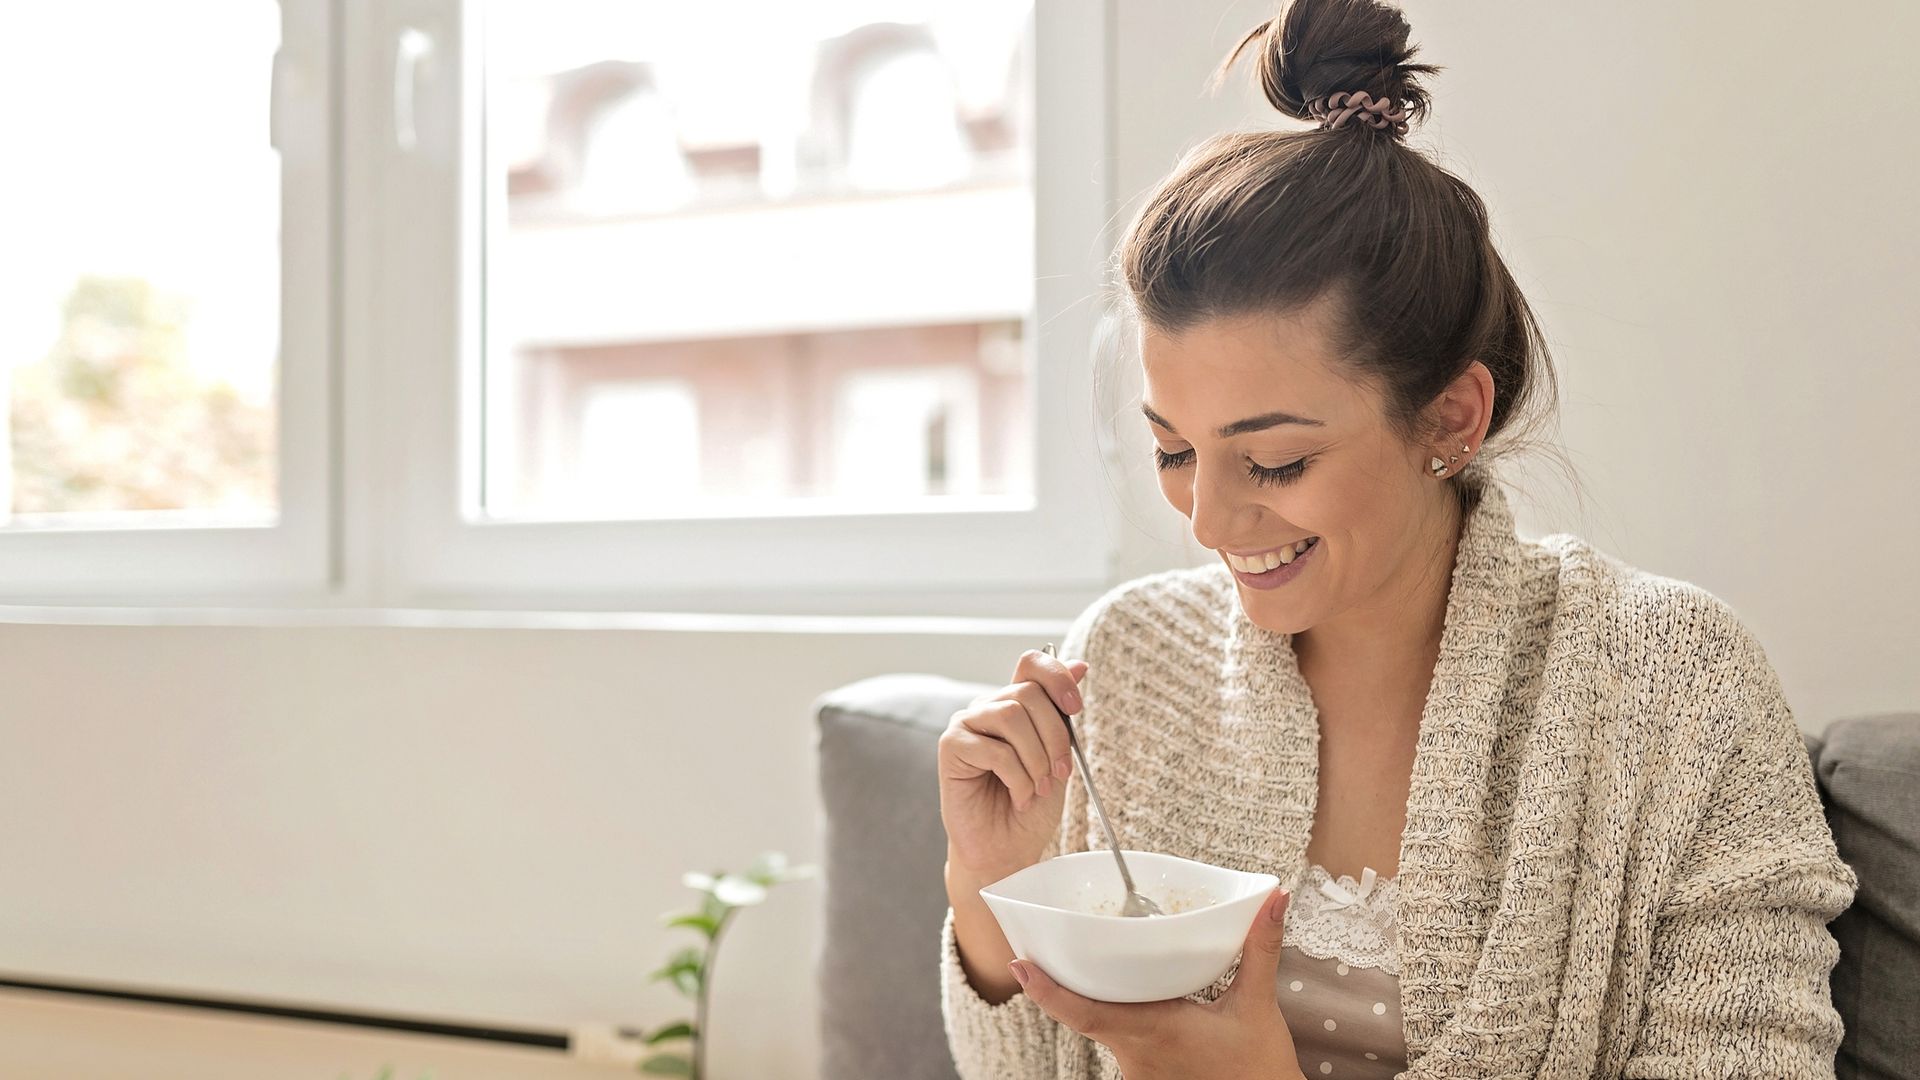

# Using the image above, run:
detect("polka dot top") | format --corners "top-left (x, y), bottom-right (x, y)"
top-left (1279, 864), bottom-right (1405, 1078)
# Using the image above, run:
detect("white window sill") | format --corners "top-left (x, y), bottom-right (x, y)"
top-left (0, 601), bottom-right (1084, 637)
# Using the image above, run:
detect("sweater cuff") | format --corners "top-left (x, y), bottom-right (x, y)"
top-left (939, 904), bottom-right (1058, 1079)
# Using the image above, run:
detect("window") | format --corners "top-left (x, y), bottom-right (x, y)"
top-left (0, 0), bottom-right (330, 598)
top-left (479, 1), bottom-right (1036, 520)
top-left (1, 0), bottom-right (1114, 611)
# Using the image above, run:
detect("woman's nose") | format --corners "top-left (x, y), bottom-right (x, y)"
top-left (1186, 464), bottom-right (1260, 553)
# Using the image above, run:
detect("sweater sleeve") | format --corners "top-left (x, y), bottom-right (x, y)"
top-left (1621, 614), bottom-right (1857, 1079)
top-left (939, 903), bottom-right (1066, 1080)
top-left (937, 600), bottom-right (1103, 1080)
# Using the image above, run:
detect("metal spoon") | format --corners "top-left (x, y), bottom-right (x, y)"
top-left (1042, 642), bottom-right (1163, 918)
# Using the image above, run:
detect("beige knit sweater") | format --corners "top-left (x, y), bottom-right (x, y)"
top-left (940, 473), bottom-right (1856, 1079)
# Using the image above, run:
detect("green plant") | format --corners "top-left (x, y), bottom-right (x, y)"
top-left (336, 1067), bottom-right (432, 1080)
top-left (638, 851), bottom-right (816, 1078)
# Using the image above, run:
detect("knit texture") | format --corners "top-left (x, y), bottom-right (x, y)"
top-left (939, 472), bottom-right (1856, 1079)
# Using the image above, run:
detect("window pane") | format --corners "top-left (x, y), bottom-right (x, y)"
top-left (0, 3), bottom-right (281, 529)
top-left (481, 0), bottom-right (1034, 521)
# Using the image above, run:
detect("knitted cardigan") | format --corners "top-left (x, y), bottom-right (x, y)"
top-left (940, 473), bottom-right (1856, 1079)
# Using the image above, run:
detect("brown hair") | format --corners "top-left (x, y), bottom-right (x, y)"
top-left (1113, 0), bottom-right (1576, 508)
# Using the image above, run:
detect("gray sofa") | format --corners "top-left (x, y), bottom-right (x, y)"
top-left (814, 672), bottom-right (1918, 1080)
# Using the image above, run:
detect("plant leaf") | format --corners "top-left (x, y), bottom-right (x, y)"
top-left (663, 912), bottom-right (719, 937)
top-left (643, 1020), bottom-right (695, 1045)
top-left (670, 967), bottom-right (701, 998)
top-left (647, 946), bottom-right (704, 984)
top-left (638, 1051), bottom-right (693, 1076)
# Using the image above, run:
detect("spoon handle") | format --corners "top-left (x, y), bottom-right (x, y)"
top-left (1043, 643), bottom-right (1139, 898)
top-left (1066, 715), bottom-right (1139, 895)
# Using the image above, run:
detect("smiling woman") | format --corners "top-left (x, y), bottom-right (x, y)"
top-left (937, 0), bottom-right (1854, 1078)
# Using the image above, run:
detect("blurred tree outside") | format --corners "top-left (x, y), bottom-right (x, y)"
top-left (7, 274), bottom-right (275, 516)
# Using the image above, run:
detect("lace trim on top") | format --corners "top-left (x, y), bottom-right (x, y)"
top-left (1281, 863), bottom-right (1400, 976)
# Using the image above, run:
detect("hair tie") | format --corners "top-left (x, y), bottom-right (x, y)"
top-left (1308, 89), bottom-right (1410, 137)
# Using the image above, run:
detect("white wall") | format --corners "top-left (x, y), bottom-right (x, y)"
top-left (2, 1), bottom-right (1915, 1077)
top-left (0, 615), bottom-right (1056, 1079)
top-left (1106, 0), bottom-right (1920, 726)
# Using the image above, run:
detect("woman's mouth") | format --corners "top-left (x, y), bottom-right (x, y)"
top-left (1225, 537), bottom-right (1320, 590)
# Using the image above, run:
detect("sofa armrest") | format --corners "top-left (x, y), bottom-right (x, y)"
top-left (1815, 712), bottom-right (1920, 1080)
top-left (814, 674), bottom-right (994, 1080)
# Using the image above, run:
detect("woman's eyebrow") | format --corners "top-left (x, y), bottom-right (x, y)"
top-left (1140, 401), bottom-right (1326, 438)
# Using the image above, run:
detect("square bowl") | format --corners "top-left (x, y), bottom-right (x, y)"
top-left (979, 850), bottom-right (1280, 1003)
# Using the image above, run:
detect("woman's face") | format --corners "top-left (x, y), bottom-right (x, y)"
top-left (1141, 304), bottom-right (1476, 637)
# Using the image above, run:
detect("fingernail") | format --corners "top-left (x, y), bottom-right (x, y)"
top-left (1054, 755), bottom-right (1070, 779)
top-left (1270, 889), bottom-right (1289, 922)
top-left (1009, 961), bottom-right (1029, 985)
top-left (1064, 690), bottom-right (1082, 712)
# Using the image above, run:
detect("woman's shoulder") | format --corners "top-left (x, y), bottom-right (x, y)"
top-left (1537, 535), bottom-right (1842, 910)
top-left (1533, 531), bottom-right (1794, 743)
top-left (1536, 531), bottom-right (1771, 677)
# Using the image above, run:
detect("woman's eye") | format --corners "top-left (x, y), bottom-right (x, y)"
top-left (1248, 458), bottom-right (1311, 486)
top-left (1152, 446), bottom-right (1194, 470)
top-left (1152, 447), bottom-right (1312, 487)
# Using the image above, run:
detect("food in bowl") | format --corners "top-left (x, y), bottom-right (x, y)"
top-left (979, 850), bottom-right (1279, 1002)
top-left (1076, 882), bottom-right (1220, 917)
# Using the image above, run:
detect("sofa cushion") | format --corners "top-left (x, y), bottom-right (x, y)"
top-left (1817, 713), bottom-right (1920, 1080)
top-left (814, 674), bottom-right (987, 1080)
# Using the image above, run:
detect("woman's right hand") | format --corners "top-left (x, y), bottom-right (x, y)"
top-left (938, 647), bottom-right (1090, 885)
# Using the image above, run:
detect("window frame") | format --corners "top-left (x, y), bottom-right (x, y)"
top-left (0, 0), bottom-right (335, 603)
top-left (355, 0), bottom-right (1122, 612)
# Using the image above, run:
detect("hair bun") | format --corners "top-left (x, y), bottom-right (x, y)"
top-left (1215, 0), bottom-right (1441, 134)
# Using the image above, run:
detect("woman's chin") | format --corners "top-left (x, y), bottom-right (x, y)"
top-left (1238, 595), bottom-right (1312, 636)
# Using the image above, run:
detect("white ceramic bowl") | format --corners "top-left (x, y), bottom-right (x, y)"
top-left (979, 850), bottom-right (1281, 1003)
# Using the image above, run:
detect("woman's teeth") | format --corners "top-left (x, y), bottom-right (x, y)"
top-left (1225, 538), bottom-right (1318, 573)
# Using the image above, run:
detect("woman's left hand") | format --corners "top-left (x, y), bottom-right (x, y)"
top-left (1009, 886), bottom-right (1305, 1080)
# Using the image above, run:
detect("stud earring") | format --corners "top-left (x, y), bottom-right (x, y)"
top-left (1428, 443), bottom-right (1473, 477)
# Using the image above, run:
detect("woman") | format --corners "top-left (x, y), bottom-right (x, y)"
top-left (934, 1), bottom-right (1856, 1077)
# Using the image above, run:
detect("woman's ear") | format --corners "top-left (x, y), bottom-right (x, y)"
top-left (1435, 359), bottom-right (1495, 448)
